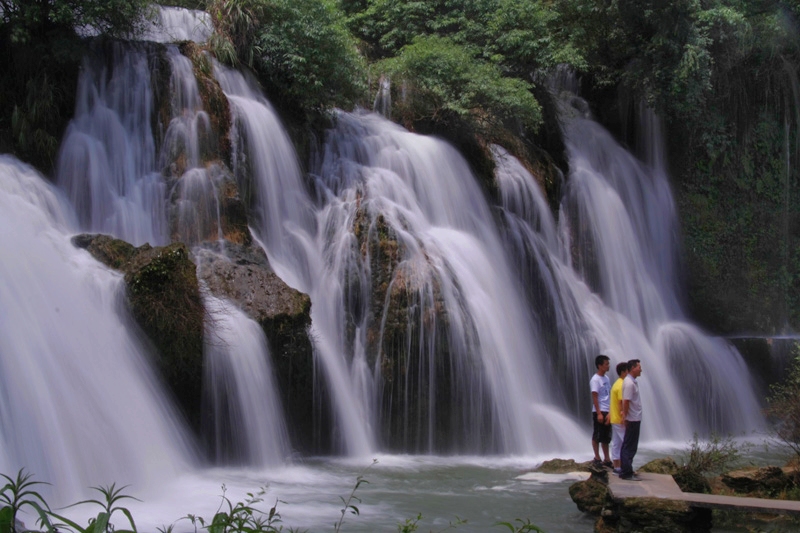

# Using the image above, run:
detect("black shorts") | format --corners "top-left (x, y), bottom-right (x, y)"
top-left (592, 412), bottom-right (611, 444)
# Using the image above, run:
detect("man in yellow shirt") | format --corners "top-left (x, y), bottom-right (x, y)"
top-left (609, 361), bottom-right (628, 475)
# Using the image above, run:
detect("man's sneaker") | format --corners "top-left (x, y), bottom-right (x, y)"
top-left (619, 473), bottom-right (643, 481)
top-left (613, 468), bottom-right (622, 475)
top-left (603, 460), bottom-right (613, 469)
top-left (592, 459), bottom-right (603, 468)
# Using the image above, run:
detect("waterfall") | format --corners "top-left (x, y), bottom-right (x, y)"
top-left (0, 8), bottom-right (768, 491)
top-left (0, 156), bottom-right (192, 503)
top-left (55, 42), bottom-right (167, 247)
top-left (495, 94), bottom-right (764, 440)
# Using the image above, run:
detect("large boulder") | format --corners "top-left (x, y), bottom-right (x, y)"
top-left (569, 475), bottom-right (608, 516)
top-left (73, 234), bottom-right (205, 432)
top-left (194, 243), bottom-right (323, 453)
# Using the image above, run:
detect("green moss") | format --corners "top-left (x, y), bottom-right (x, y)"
top-left (124, 243), bottom-right (205, 432)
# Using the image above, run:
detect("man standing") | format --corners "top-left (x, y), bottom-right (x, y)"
top-left (620, 359), bottom-right (643, 481)
top-left (609, 361), bottom-right (628, 475)
top-left (590, 354), bottom-right (612, 468)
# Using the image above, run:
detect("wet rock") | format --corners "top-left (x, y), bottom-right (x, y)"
top-left (569, 476), bottom-right (608, 516)
top-left (124, 242), bottom-right (205, 431)
top-left (536, 458), bottom-right (591, 473)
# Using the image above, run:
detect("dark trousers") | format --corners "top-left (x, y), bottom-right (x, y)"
top-left (620, 420), bottom-right (641, 477)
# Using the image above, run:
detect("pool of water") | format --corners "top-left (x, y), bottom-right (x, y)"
top-left (42, 438), bottom-right (789, 533)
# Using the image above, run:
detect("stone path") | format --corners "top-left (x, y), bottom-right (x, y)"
top-left (607, 472), bottom-right (800, 516)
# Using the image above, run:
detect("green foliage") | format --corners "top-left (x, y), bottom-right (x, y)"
top-left (0, 470), bottom-right (54, 533)
top-left (0, 0), bottom-right (152, 45)
top-left (495, 518), bottom-right (545, 533)
top-left (50, 483), bottom-right (140, 533)
top-left (378, 35), bottom-right (542, 134)
top-left (333, 459), bottom-right (376, 533)
top-left (766, 346), bottom-right (800, 458)
top-left (0, 0), bottom-right (154, 171)
top-left (680, 433), bottom-right (749, 477)
top-left (176, 485), bottom-right (289, 533)
top-left (208, 0), bottom-right (368, 112)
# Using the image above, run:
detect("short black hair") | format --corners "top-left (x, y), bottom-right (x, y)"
top-left (627, 359), bottom-right (641, 369)
top-left (595, 354), bottom-right (610, 368)
top-left (616, 361), bottom-right (629, 376)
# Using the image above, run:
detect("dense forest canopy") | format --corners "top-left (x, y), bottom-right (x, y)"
top-left (2, 0), bottom-right (800, 335)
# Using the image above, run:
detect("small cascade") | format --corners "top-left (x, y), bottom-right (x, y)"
top-left (0, 156), bottom-right (192, 503)
top-left (55, 42), bottom-right (167, 247)
top-left (373, 76), bottom-right (391, 117)
top-left (140, 6), bottom-right (213, 44)
top-left (214, 63), bottom-right (376, 456)
top-left (162, 46), bottom-right (226, 247)
top-left (202, 294), bottom-right (290, 465)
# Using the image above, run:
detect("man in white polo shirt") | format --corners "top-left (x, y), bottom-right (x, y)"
top-left (620, 359), bottom-right (643, 480)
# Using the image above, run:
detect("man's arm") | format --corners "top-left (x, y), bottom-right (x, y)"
top-left (622, 399), bottom-right (630, 427)
top-left (592, 391), bottom-right (604, 422)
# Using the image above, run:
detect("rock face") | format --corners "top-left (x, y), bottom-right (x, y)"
top-left (194, 243), bottom-right (323, 453)
top-left (72, 234), bottom-right (205, 432)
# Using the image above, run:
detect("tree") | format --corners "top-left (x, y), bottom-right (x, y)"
top-left (0, 0), bottom-right (153, 170)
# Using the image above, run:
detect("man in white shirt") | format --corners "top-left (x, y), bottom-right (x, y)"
top-left (620, 359), bottom-right (643, 480)
top-left (590, 354), bottom-right (612, 468)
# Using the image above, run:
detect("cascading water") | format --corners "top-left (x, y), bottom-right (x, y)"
top-left (0, 10), bottom-right (770, 523)
top-left (202, 293), bottom-right (290, 465)
top-left (494, 93), bottom-right (764, 440)
top-left (0, 156), bottom-right (192, 503)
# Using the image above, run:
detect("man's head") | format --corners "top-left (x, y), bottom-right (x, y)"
top-left (627, 359), bottom-right (642, 378)
top-left (616, 361), bottom-right (629, 378)
top-left (595, 354), bottom-right (610, 372)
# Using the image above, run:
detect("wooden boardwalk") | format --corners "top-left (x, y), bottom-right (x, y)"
top-left (607, 472), bottom-right (800, 516)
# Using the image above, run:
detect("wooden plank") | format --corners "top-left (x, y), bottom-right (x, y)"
top-left (607, 472), bottom-right (800, 516)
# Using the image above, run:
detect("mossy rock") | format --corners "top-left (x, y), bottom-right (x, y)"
top-left (617, 497), bottom-right (709, 533)
top-left (536, 458), bottom-right (591, 473)
top-left (639, 457), bottom-right (680, 475)
top-left (72, 234), bottom-right (138, 270)
top-left (73, 234), bottom-right (206, 433)
top-left (569, 477), bottom-right (608, 516)
top-left (124, 242), bottom-right (205, 431)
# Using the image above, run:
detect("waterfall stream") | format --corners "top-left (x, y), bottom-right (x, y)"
top-left (0, 7), bottom-right (768, 522)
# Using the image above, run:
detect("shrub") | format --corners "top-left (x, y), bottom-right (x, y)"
top-left (766, 346), bottom-right (800, 459)
top-left (208, 0), bottom-right (368, 112)
top-left (377, 35), bottom-right (542, 135)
